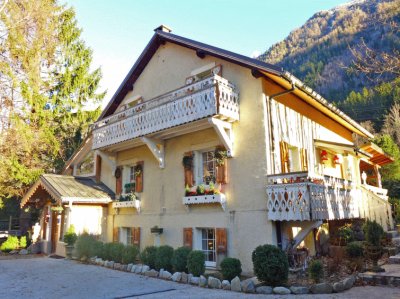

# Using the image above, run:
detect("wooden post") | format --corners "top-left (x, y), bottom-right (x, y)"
top-left (8, 216), bottom-right (12, 231)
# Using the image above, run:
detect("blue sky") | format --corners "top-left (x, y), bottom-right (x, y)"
top-left (66, 0), bottom-right (349, 107)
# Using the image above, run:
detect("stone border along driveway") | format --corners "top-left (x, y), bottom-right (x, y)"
top-left (1, 257), bottom-right (400, 299)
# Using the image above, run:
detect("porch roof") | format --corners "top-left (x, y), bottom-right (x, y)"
top-left (20, 174), bottom-right (114, 208)
top-left (360, 143), bottom-right (394, 166)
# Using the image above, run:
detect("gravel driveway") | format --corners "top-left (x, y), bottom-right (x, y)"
top-left (1, 257), bottom-right (400, 299)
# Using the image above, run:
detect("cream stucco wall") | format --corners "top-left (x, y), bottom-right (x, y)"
top-left (99, 41), bottom-right (379, 274)
top-left (101, 42), bottom-right (275, 274)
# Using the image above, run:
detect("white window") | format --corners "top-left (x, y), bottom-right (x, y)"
top-left (119, 227), bottom-right (132, 245)
top-left (194, 150), bottom-right (216, 185)
top-left (194, 228), bottom-right (216, 267)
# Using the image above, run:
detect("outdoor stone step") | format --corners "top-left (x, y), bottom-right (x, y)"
top-left (391, 237), bottom-right (400, 247)
top-left (388, 254), bottom-right (400, 264)
top-left (386, 230), bottom-right (399, 239)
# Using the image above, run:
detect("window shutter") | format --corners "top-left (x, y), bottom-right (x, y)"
top-left (183, 227), bottom-right (193, 249)
top-left (113, 227), bottom-right (119, 242)
top-left (183, 152), bottom-right (194, 187)
top-left (135, 161), bottom-right (144, 192)
top-left (132, 227), bottom-right (140, 248)
top-left (216, 163), bottom-right (228, 184)
top-left (216, 228), bottom-right (227, 254)
top-left (279, 141), bottom-right (290, 173)
top-left (300, 148), bottom-right (308, 171)
top-left (95, 155), bottom-right (102, 183)
top-left (115, 167), bottom-right (122, 195)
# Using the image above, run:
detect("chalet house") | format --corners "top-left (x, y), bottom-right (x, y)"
top-left (21, 25), bottom-right (393, 274)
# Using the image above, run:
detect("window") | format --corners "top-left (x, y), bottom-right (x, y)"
top-left (202, 151), bottom-right (216, 184)
top-left (119, 227), bottom-right (132, 245)
top-left (194, 150), bottom-right (216, 185)
top-left (201, 228), bottom-right (216, 267)
top-left (76, 152), bottom-right (94, 175)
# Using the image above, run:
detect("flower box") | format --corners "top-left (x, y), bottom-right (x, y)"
top-left (182, 194), bottom-right (226, 211)
top-left (112, 199), bottom-right (141, 212)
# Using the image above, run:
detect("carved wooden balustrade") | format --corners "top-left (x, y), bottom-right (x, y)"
top-left (267, 172), bottom-right (359, 221)
top-left (92, 75), bottom-right (239, 150)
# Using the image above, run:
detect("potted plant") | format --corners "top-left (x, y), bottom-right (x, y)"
top-left (363, 220), bottom-right (385, 272)
top-left (63, 225), bottom-right (78, 259)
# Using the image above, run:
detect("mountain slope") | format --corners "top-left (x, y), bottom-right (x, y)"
top-left (259, 0), bottom-right (399, 119)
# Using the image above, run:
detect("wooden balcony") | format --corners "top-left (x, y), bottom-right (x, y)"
top-left (266, 172), bottom-right (392, 228)
top-left (92, 75), bottom-right (239, 150)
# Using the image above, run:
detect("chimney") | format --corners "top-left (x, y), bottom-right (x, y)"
top-left (154, 25), bottom-right (172, 33)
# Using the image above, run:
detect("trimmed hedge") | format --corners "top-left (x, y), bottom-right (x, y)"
top-left (155, 245), bottom-right (174, 272)
top-left (187, 250), bottom-right (205, 276)
top-left (75, 233), bottom-right (101, 260)
top-left (110, 243), bottom-right (125, 263)
top-left (252, 244), bottom-right (289, 286)
top-left (140, 246), bottom-right (158, 269)
top-left (122, 245), bottom-right (139, 264)
top-left (220, 257), bottom-right (242, 281)
top-left (172, 246), bottom-right (192, 272)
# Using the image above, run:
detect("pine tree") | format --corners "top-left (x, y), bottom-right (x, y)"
top-left (0, 1), bottom-right (104, 200)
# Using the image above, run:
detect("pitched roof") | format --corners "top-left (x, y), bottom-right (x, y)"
top-left (21, 174), bottom-right (114, 207)
top-left (97, 27), bottom-right (373, 140)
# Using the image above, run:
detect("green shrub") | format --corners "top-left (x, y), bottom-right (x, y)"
top-left (155, 245), bottom-right (174, 271)
top-left (19, 236), bottom-right (27, 248)
top-left (140, 246), bottom-right (158, 269)
top-left (122, 245), bottom-right (139, 264)
top-left (252, 244), bottom-right (289, 286)
top-left (172, 246), bottom-right (192, 272)
top-left (0, 236), bottom-right (19, 252)
top-left (63, 225), bottom-right (78, 246)
top-left (101, 242), bottom-right (114, 260)
top-left (220, 257), bottom-right (242, 281)
top-left (363, 220), bottom-right (384, 246)
top-left (187, 250), bottom-right (205, 276)
top-left (308, 259), bottom-right (324, 283)
top-left (338, 224), bottom-right (354, 245)
top-left (346, 241), bottom-right (364, 258)
top-left (75, 233), bottom-right (101, 259)
top-left (109, 242), bottom-right (125, 263)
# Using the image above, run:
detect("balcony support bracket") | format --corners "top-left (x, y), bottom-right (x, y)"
top-left (209, 117), bottom-right (233, 157)
top-left (95, 150), bottom-right (117, 175)
top-left (141, 137), bottom-right (165, 168)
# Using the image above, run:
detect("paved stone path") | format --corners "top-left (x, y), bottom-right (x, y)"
top-left (0, 257), bottom-right (400, 298)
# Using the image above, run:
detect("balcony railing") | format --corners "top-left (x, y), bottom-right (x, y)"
top-left (92, 75), bottom-right (239, 150)
top-left (266, 172), bottom-right (391, 226)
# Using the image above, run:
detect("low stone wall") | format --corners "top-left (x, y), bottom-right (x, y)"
top-left (86, 257), bottom-right (357, 295)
